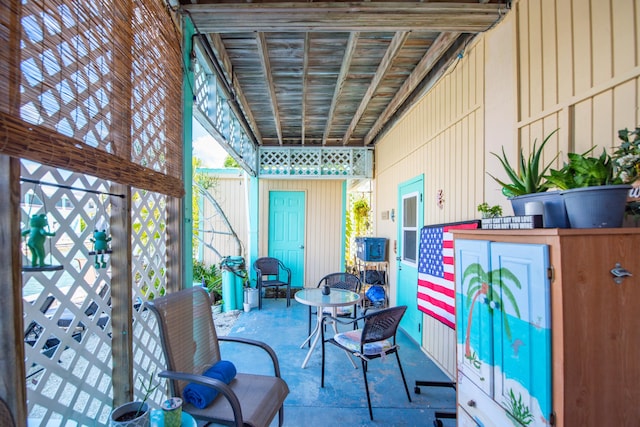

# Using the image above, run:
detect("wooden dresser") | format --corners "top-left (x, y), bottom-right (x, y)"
top-left (452, 228), bottom-right (640, 427)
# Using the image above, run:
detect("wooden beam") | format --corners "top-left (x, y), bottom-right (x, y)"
top-left (302, 33), bottom-right (310, 146)
top-left (256, 32), bottom-right (283, 145)
top-left (342, 31), bottom-right (409, 145)
top-left (184, 2), bottom-right (502, 33)
top-left (0, 156), bottom-right (27, 427)
top-left (110, 183), bottom-right (133, 407)
top-left (365, 31), bottom-right (460, 145)
top-left (323, 32), bottom-right (359, 146)
top-left (206, 33), bottom-right (263, 143)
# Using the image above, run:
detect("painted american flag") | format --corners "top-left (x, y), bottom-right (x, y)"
top-left (417, 221), bottom-right (479, 329)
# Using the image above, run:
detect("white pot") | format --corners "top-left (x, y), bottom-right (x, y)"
top-left (110, 402), bottom-right (150, 427)
top-left (243, 302), bottom-right (251, 313)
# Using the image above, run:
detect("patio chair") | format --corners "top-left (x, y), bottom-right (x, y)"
top-left (146, 287), bottom-right (289, 427)
top-left (321, 305), bottom-right (412, 420)
top-left (308, 272), bottom-right (362, 339)
top-left (253, 257), bottom-right (291, 309)
top-left (0, 398), bottom-right (15, 427)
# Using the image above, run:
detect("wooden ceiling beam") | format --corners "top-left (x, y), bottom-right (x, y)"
top-left (256, 32), bottom-right (283, 145)
top-left (206, 33), bottom-right (263, 143)
top-left (365, 31), bottom-right (460, 145)
top-left (302, 33), bottom-right (310, 146)
top-left (322, 31), bottom-right (358, 146)
top-left (342, 31), bottom-right (409, 145)
top-left (184, 2), bottom-right (503, 33)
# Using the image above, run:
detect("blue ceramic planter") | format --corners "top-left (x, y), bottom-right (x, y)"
top-left (560, 185), bottom-right (631, 228)
top-left (509, 191), bottom-right (569, 228)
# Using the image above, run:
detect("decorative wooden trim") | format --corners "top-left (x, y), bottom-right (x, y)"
top-left (0, 112), bottom-right (185, 199)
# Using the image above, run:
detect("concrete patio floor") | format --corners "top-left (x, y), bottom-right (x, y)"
top-left (215, 297), bottom-right (457, 427)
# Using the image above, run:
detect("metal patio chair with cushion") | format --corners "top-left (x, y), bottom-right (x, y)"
top-left (321, 305), bottom-right (412, 420)
top-left (253, 257), bottom-right (291, 309)
top-left (308, 272), bottom-right (362, 339)
top-left (146, 287), bottom-right (289, 427)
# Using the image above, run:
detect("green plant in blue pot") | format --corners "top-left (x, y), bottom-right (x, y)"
top-left (546, 147), bottom-right (631, 228)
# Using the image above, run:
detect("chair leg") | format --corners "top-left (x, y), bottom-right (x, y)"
top-left (258, 285), bottom-right (262, 310)
top-left (278, 406), bottom-right (285, 427)
top-left (361, 359), bottom-right (374, 420)
top-left (321, 334), bottom-right (326, 387)
top-left (395, 351), bottom-right (412, 403)
top-left (286, 286), bottom-right (291, 307)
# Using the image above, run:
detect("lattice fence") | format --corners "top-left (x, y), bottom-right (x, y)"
top-left (22, 162), bottom-right (115, 425)
top-left (21, 162), bottom-right (169, 425)
top-left (259, 147), bottom-right (374, 178)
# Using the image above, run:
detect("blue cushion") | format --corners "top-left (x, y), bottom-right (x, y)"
top-left (182, 360), bottom-right (237, 409)
top-left (334, 330), bottom-right (392, 356)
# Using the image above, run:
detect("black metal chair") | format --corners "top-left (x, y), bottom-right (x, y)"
top-left (308, 272), bottom-right (362, 339)
top-left (321, 305), bottom-right (412, 420)
top-left (253, 257), bottom-right (292, 309)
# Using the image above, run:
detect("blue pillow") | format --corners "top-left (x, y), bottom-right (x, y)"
top-left (182, 360), bottom-right (237, 409)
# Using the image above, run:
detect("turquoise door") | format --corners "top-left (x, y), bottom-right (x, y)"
top-left (397, 175), bottom-right (424, 343)
top-left (268, 191), bottom-right (305, 288)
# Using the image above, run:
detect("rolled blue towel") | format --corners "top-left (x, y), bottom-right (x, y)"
top-left (182, 360), bottom-right (237, 409)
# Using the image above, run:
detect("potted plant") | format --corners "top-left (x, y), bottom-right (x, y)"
top-left (545, 147), bottom-right (631, 228)
top-left (488, 129), bottom-right (569, 227)
top-left (193, 259), bottom-right (223, 304)
top-left (110, 371), bottom-right (159, 427)
top-left (477, 202), bottom-right (503, 218)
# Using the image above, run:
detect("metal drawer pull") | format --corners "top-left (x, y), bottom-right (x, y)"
top-left (467, 400), bottom-right (476, 407)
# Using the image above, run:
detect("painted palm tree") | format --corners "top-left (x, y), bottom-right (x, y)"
top-left (461, 263), bottom-right (522, 360)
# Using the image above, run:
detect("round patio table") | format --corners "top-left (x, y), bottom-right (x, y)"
top-left (295, 287), bottom-right (362, 369)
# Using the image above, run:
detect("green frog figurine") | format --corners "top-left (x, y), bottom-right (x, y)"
top-left (22, 214), bottom-right (56, 267)
top-left (90, 229), bottom-right (112, 269)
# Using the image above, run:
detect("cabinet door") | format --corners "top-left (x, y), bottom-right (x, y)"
top-left (455, 239), bottom-right (493, 396)
top-left (490, 242), bottom-right (552, 426)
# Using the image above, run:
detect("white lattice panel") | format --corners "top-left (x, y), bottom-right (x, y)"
top-left (192, 46), bottom-right (259, 177)
top-left (22, 161), bottom-right (114, 425)
top-left (130, 189), bottom-right (169, 407)
top-left (259, 147), bottom-right (373, 179)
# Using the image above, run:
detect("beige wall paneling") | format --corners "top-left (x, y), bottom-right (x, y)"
top-left (528, 0), bottom-right (544, 115)
top-left (614, 79), bottom-right (639, 134)
top-left (485, 13), bottom-right (517, 212)
top-left (556, 0), bottom-right (575, 102)
top-left (612, 1), bottom-right (636, 76)
top-left (591, 0), bottom-right (613, 87)
top-left (202, 174), bottom-right (249, 266)
top-left (258, 179), bottom-right (343, 288)
top-left (542, 0), bottom-right (559, 112)
top-left (573, 0), bottom-right (592, 94)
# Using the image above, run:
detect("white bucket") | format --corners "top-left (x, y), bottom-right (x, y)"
top-left (245, 288), bottom-right (259, 308)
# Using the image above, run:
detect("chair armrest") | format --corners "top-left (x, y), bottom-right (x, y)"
top-left (218, 336), bottom-right (283, 378)
top-left (279, 263), bottom-right (292, 284)
top-left (158, 370), bottom-right (243, 427)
